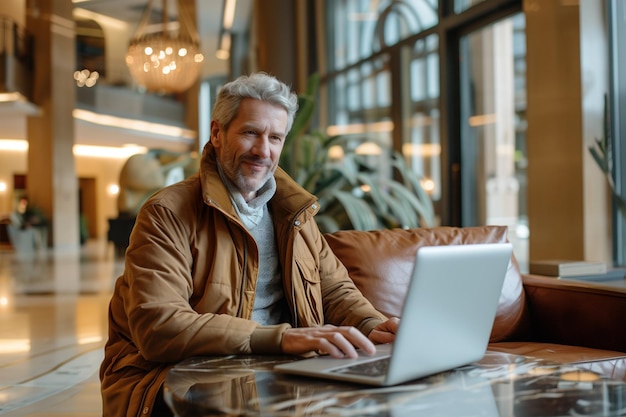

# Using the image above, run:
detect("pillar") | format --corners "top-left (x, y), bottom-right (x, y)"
top-left (26, 0), bottom-right (80, 253)
top-left (525, 0), bottom-right (611, 263)
top-left (253, 0), bottom-right (298, 88)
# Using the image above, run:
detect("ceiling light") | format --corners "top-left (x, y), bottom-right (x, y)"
top-left (73, 109), bottom-right (196, 140)
top-left (222, 0), bottom-right (237, 29)
top-left (0, 92), bottom-right (23, 102)
top-left (125, 0), bottom-right (204, 94)
top-left (73, 144), bottom-right (147, 159)
top-left (74, 69), bottom-right (99, 87)
top-left (216, 0), bottom-right (237, 60)
top-left (0, 139), bottom-right (147, 159)
top-left (0, 139), bottom-right (28, 151)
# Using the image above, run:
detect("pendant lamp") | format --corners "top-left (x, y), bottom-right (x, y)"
top-left (125, 0), bottom-right (204, 94)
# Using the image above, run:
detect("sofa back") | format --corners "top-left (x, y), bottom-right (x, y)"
top-left (324, 226), bottom-right (527, 342)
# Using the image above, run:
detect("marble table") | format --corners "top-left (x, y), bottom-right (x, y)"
top-left (164, 351), bottom-right (626, 416)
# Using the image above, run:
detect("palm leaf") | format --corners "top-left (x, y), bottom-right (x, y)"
top-left (356, 173), bottom-right (389, 213)
top-left (332, 190), bottom-right (380, 230)
top-left (588, 144), bottom-right (608, 174)
top-left (391, 153), bottom-right (435, 226)
top-left (387, 181), bottom-right (432, 226)
top-left (384, 192), bottom-right (420, 228)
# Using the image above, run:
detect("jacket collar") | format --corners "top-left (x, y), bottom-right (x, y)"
top-left (199, 143), bottom-right (319, 221)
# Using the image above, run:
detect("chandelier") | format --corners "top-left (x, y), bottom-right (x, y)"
top-left (125, 0), bottom-right (204, 94)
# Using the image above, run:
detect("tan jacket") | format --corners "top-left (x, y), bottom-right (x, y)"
top-left (100, 144), bottom-right (387, 416)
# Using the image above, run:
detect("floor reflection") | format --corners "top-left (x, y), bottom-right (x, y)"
top-left (0, 238), bottom-right (121, 416)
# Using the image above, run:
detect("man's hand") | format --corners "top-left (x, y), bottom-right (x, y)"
top-left (368, 317), bottom-right (400, 344)
top-left (281, 325), bottom-right (376, 359)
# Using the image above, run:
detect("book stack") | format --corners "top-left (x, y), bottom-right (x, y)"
top-left (528, 260), bottom-right (625, 282)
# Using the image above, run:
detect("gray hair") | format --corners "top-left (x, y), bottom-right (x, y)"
top-left (212, 72), bottom-right (299, 134)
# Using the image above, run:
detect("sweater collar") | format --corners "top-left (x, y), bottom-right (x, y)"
top-left (217, 161), bottom-right (276, 229)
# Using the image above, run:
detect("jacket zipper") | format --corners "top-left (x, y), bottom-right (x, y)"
top-left (237, 229), bottom-right (248, 318)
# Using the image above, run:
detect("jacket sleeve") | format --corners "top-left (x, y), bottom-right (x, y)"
top-left (120, 202), bottom-right (290, 363)
top-left (307, 222), bottom-right (388, 335)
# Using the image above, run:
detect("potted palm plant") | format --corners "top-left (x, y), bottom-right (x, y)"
top-left (280, 74), bottom-right (435, 233)
top-left (588, 94), bottom-right (626, 216)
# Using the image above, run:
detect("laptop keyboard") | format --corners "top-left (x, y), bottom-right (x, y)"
top-left (332, 357), bottom-right (390, 377)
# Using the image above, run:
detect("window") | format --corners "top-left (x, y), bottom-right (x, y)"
top-left (325, 0), bottom-right (438, 71)
top-left (454, 0), bottom-right (487, 14)
top-left (320, 0), bottom-right (527, 263)
top-left (459, 13), bottom-right (527, 267)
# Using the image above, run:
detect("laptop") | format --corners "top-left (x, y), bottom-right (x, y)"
top-left (274, 242), bottom-right (513, 386)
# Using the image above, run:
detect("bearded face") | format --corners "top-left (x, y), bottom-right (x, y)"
top-left (211, 98), bottom-right (288, 202)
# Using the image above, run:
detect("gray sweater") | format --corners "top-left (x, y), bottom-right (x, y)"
top-left (220, 170), bottom-right (287, 325)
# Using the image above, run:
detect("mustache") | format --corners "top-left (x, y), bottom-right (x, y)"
top-left (241, 155), bottom-right (272, 167)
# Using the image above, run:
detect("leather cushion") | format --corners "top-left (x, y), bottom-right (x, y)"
top-left (324, 226), bottom-right (526, 342)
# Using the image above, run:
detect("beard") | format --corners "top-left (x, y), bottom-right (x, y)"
top-left (221, 154), bottom-right (276, 196)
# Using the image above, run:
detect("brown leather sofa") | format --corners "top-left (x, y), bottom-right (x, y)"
top-left (324, 225), bottom-right (626, 381)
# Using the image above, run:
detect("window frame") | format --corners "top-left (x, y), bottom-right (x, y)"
top-left (609, 0), bottom-right (626, 265)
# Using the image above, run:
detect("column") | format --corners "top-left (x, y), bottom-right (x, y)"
top-left (253, 0), bottom-right (298, 88)
top-left (26, 0), bottom-right (80, 254)
top-left (525, 0), bottom-right (611, 262)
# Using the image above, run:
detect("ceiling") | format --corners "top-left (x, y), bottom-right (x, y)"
top-left (0, 0), bottom-right (253, 153)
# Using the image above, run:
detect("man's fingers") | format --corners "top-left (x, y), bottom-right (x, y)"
top-left (281, 326), bottom-right (375, 358)
top-left (316, 337), bottom-right (353, 358)
top-left (368, 329), bottom-right (395, 344)
top-left (308, 329), bottom-right (357, 358)
top-left (340, 326), bottom-right (376, 355)
top-left (325, 326), bottom-right (375, 357)
top-left (368, 318), bottom-right (400, 344)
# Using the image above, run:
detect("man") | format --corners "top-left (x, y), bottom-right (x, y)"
top-left (100, 72), bottom-right (399, 417)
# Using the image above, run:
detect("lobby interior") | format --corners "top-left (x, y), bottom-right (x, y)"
top-left (1, 0), bottom-right (625, 416)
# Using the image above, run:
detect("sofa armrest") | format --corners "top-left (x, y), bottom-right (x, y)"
top-left (522, 274), bottom-right (626, 353)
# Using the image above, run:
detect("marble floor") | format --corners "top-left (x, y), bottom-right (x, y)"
top-left (0, 239), bottom-right (123, 417)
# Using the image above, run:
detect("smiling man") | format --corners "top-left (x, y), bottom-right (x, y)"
top-left (99, 72), bottom-right (399, 417)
